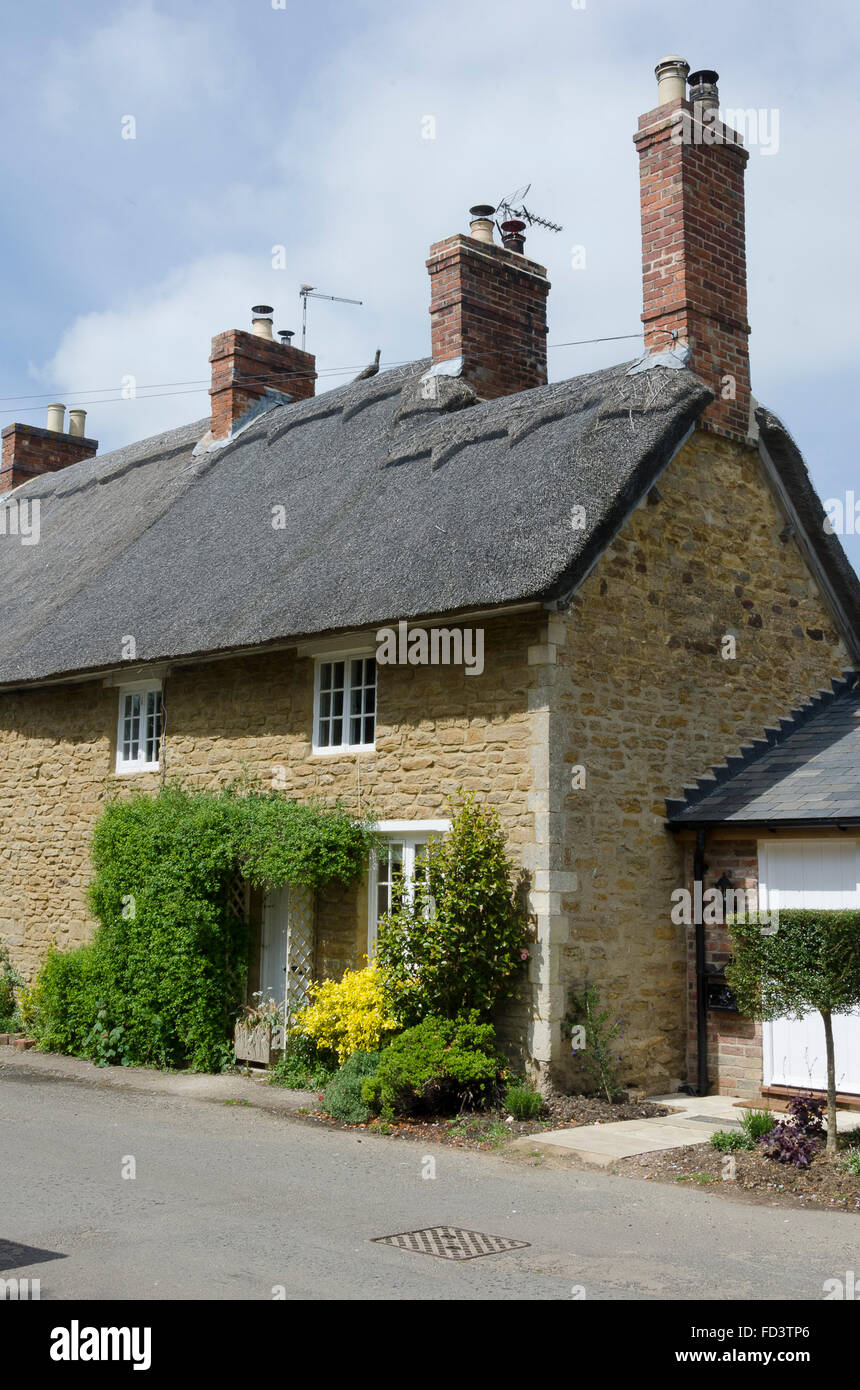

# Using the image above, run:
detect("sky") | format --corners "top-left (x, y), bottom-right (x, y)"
top-left (2, 0), bottom-right (859, 566)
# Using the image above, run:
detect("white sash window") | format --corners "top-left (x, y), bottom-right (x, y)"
top-left (115, 682), bottom-right (163, 773)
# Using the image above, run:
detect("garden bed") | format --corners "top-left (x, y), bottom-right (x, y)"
top-left (297, 1090), bottom-right (670, 1151)
top-left (615, 1142), bottom-right (860, 1213)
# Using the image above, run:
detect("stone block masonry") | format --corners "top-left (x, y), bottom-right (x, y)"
top-left (552, 429), bottom-right (848, 1093)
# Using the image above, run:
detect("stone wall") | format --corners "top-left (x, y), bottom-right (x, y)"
top-left (0, 612), bottom-right (539, 996)
top-left (550, 429), bottom-right (851, 1093)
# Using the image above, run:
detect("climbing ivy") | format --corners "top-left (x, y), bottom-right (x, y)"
top-left (29, 783), bottom-right (375, 1072)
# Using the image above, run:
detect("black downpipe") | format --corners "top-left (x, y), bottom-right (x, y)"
top-left (693, 828), bottom-right (709, 1096)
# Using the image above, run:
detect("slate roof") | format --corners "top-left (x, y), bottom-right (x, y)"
top-left (0, 358), bottom-right (709, 687)
top-left (1, 355), bottom-right (859, 692)
top-left (667, 670), bottom-right (860, 826)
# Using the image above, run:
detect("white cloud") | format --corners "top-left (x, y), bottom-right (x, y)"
top-left (26, 0), bottom-right (860, 457)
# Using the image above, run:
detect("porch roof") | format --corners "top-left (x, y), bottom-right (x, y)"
top-left (667, 671), bottom-right (860, 827)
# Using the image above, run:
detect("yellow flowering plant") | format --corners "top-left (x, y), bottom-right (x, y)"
top-left (292, 962), bottom-right (398, 1064)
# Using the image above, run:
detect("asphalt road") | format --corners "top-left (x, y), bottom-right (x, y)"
top-left (2, 1066), bottom-right (858, 1301)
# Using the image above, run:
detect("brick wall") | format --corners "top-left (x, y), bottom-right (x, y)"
top-left (682, 838), bottom-right (764, 1099)
top-left (634, 102), bottom-right (750, 440)
top-left (426, 233), bottom-right (549, 399)
top-left (0, 425), bottom-right (98, 494)
top-left (209, 330), bottom-right (316, 440)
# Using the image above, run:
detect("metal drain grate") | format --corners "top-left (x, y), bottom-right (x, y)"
top-left (372, 1226), bottom-right (529, 1261)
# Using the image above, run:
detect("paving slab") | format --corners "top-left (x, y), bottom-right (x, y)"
top-left (511, 1091), bottom-right (860, 1166)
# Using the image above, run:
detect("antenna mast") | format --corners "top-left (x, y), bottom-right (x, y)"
top-left (299, 285), bottom-right (363, 351)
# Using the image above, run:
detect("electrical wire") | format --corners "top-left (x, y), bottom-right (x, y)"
top-left (0, 331), bottom-right (647, 417)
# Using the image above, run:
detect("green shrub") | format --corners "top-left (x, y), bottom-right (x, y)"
top-left (323, 1050), bottom-right (381, 1124)
top-left (727, 908), bottom-right (860, 1154)
top-left (25, 783), bottom-right (374, 1072)
top-left (30, 945), bottom-right (104, 1055)
top-left (0, 940), bottom-right (24, 1031)
top-left (361, 1015), bottom-right (506, 1119)
top-left (839, 1149), bottom-right (860, 1177)
top-left (563, 985), bottom-right (626, 1102)
top-left (374, 794), bottom-right (529, 1026)
top-left (270, 1034), bottom-right (338, 1091)
top-left (709, 1128), bottom-right (752, 1153)
top-left (740, 1108), bottom-right (775, 1143)
top-left (505, 1083), bottom-right (543, 1121)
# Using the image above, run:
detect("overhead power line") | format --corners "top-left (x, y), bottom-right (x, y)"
top-left (0, 331), bottom-right (646, 417)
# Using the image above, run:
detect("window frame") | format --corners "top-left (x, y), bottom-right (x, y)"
top-left (312, 651), bottom-right (377, 755)
top-left (367, 821), bottom-right (450, 955)
top-left (115, 680), bottom-right (164, 775)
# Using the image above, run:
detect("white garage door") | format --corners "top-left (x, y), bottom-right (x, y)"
top-left (758, 840), bottom-right (860, 1095)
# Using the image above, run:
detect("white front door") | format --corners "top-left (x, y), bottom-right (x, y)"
top-left (758, 839), bottom-right (860, 1094)
top-left (260, 886), bottom-right (290, 1005)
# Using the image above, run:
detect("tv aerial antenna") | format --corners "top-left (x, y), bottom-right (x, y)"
top-left (299, 285), bottom-right (363, 351)
top-left (495, 183), bottom-right (563, 235)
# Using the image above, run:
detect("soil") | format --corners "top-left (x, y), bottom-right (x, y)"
top-left (298, 1089), bottom-right (670, 1151)
top-left (614, 1141), bottom-right (860, 1214)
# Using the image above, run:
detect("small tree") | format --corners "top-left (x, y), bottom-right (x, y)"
top-left (374, 794), bottom-right (529, 1026)
top-left (726, 910), bottom-right (860, 1154)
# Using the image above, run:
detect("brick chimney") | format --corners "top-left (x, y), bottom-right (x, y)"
top-left (0, 405), bottom-right (98, 495)
top-left (634, 58), bottom-right (751, 440)
top-left (426, 207), bottom-right (550, 399)
top-left (209, 306), bottom-right (316, 440)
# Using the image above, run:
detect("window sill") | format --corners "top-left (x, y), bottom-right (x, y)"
top-left (311, 746), bottom-right (376, 757)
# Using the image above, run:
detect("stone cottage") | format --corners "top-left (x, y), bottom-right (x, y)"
top-left (1, 57), bottom-right (858, 1097)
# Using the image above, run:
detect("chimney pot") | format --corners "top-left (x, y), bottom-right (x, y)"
top-left (68, 408), bottom-right (87, 437)
top-left (251, 304), bottom-right (275, 340)
top-left (277, 330), bottom-right (295, 344)
top-left (46, 403), bottom-right (65, 433)
top-left (688, 69), bottom-right (720, 113)
top-left (654, 55), bottom-right (690, 106)
top-left (500, 218), bottom-right (526, 254)
top-left (468, 204), bottom-right (496, 244)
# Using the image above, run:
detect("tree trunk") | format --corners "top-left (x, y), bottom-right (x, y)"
top-left (820, 1009), bottom-right (838, 1155)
